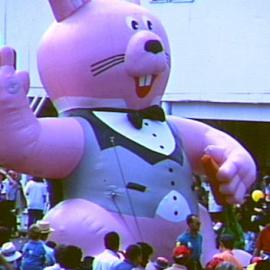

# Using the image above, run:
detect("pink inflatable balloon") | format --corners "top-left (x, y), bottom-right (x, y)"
top-left (0, 0), bottom-right (256, 263)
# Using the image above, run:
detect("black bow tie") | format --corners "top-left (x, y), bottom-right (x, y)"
top-left (127, 105), bottom-right (166, 129)
top-left (90, 105), bottom-right (166, 129)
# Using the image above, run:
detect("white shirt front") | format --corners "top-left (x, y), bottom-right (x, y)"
top-left (24, 180), bottom-right (48, 210)
top-left (93, 249), bottom-right (122, 270)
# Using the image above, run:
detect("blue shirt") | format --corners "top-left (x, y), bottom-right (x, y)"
top-left (21, 240), bottom-right (46, 270)
top-left (112, 259), bottom-right (136, 270)
top-left (176, 231), bottom-right (202, 260)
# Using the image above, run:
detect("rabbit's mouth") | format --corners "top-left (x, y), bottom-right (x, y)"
top-left (135, 75), bottom-right (156, 98)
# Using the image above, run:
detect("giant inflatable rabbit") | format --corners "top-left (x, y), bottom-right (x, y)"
top-left (0, 0), bottom-right (256, 263)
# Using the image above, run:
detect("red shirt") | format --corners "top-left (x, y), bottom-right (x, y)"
top-left (256, 225), bottom-right (270, 253)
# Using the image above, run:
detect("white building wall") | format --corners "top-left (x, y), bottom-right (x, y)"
top-left (1, 0), bottom-right (270, 120)
top-left (145, 0), bottom-right (270, 104)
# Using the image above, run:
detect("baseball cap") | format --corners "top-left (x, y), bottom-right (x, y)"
top-left (172, 245), bottom-right (191, 259)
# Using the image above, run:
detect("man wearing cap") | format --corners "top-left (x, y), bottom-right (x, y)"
top-left (36, 220), bottom-right (56, 266)
top-left (165, 245), bottom-right (191, 270)
top-left (176, 214), bottom-right (203, 270)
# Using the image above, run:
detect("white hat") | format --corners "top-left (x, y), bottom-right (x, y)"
top-left (1, 242), bottom-right (22, 262)
top-left (0, 168), bottom-right (6, 177)
top-left (36, 220), bottom-right (55, 234)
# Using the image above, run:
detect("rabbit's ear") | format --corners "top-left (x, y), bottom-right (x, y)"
top-left (125, 0), bottom-right (141, 5)
top-left (48, 0), bottom-right (90, 22)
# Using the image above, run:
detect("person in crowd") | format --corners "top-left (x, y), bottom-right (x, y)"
top-left (80, 255), bottom-right (95, 270)
top-left (4, 170), bottom-right (21, 210)
top-left (0, 242), bottom-right (22, 270)
top-left (24, 177), bottom-right (48, 228)
top-left (112, 244), bottom-right (142, 270)
top-left (43, 244), bottom-right (66, 270)
top-left (20, 224), bottom-right (47, 270)
top-left (192, 174), bottom-right (208, 208)
top-left (165, 245), bottom-right (191, 270)
top-left (253, 216), bottom-right (270, 258)
top-left (0, 170), bottom-right (13, 233)
top-left (0, 253), bottom-right (13, 270)
top-left (203, 180), bottom-right (224, 226)
top-left (57, 245), bottom-right (83, 270)
top-left (212, 234), bottom-right (243, 270)
top-left (135, 242), bottom-right (154, 270)
top-left (146, 257), bottom-right (169, 270)
top-left (1, 170), bottom-right (21, 236)
top-left (93, 231), bottom-right (123, 270)
top-left (205, 257), bottom-right (225, 270)
top-left (176, 214), bottom-right (203, 270)
top-left (0, 169), bottom-right (7, 200)
top-left (36, 220), bottom-right (56, 266)
top-left (262, 175), bottom-right (270, 202)
top-left (0, 227), bottom-right (11, 247)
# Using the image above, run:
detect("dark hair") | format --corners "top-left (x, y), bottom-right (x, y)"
top-left (54, 244), bottom-right (66, 263)
top-left (125, 244), bottom-right (141, 262)
top-left (219, 234), bottom-right (235, 250)
top-left (104, 231), bottom-right (120, 251)
top-left (137, 242), bottom-right (154, 267)
top-left (58, 245), bottom-right (83, 269)
top-left (186, 214), bottom-right (198, 225)
top-left (28, 224), bottom-right (41, 240)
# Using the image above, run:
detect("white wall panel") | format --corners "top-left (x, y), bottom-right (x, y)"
top-left (1, 0), bottom-right (270, 118)
top-left (145, 0), bottom-right (270, 103)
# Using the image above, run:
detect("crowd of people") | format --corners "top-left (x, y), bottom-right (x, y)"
top-left (1, 168), bottom-right (270, 269)
top-left (1, 214), bottom-right (270, 270)
top-left (0, 169), bottom-right (50, 236)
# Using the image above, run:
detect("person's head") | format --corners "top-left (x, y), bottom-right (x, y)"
top-left (28, 224), bottom-right (41, 240)
top-left (58, 245), bottom-right (83, 269)
top-left (36, 220), bottom-right (54, 241)
top-left (153, 257), bottom-right (169, 270)
top-left (218, 234), bottom-right (235, 251)
top-left (124, 244), bottom-right (142, 266)
top-left (137, 242), bottom-right (154, 267)
top-left (186, 214), bottom-right (201, 234)
top-left (263, 175), bottom-right (270, 185)
top-left (53, 244), bottom-right (66, 264)
top-left (104, 231), bottom-right (120, 251)
top-left (7, 170), bottom-right (21, 181)
top-left (1, 242), bottom-right (22, 263)
top-left (172, 245), bottom-right (191, 266)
